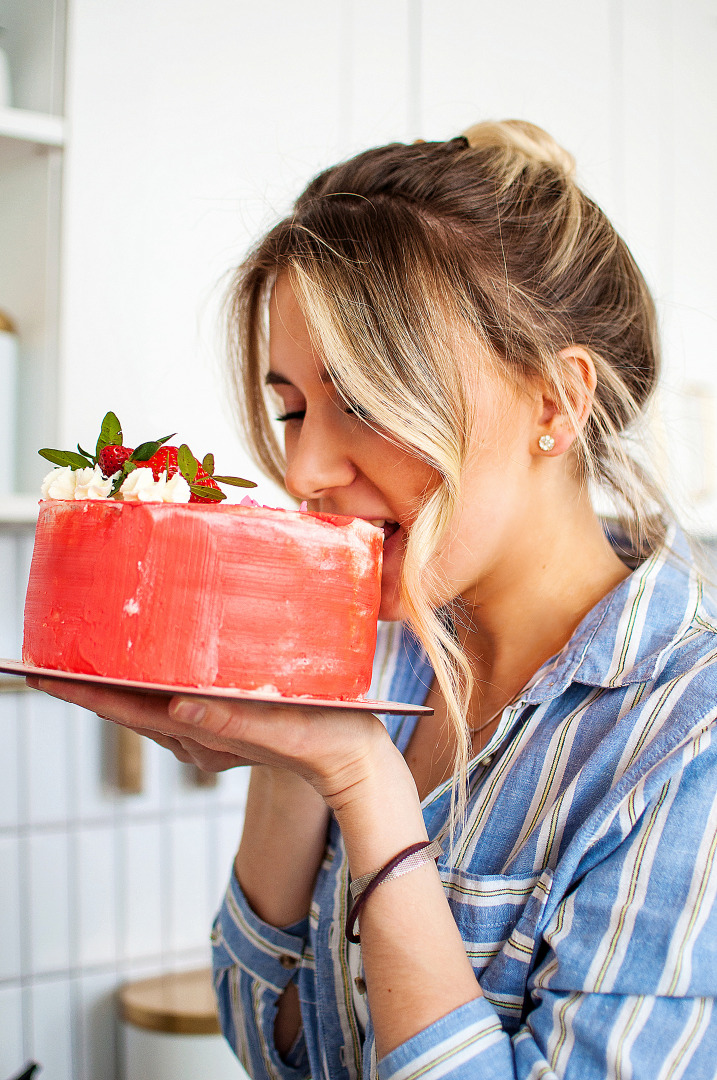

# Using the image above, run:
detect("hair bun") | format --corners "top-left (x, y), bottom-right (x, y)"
top-left (461, 119), bottom-right (576, 180)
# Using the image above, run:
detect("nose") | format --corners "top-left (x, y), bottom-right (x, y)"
top-left (283, 421), bottom-right (357, 501)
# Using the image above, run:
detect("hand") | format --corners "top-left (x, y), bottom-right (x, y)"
top-left (25, 675), bottom-right (396, 803)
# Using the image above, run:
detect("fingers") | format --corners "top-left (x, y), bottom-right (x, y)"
top-left (29, 676), bottom-right (174, 731)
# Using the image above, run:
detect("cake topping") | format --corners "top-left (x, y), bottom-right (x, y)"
top-left (119, 468), bottom-right (192, 504)
top-left (39, 411), bottom-right (257, 503)
top-left (41, 464), bottom-right (114, 501)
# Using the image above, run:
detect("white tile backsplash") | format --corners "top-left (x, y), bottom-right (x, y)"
top-left (0, 984), bottom-right (25, 1079)
top-left (168, 815), bottom-right (212, 953)
top-left (30, 977), bottom-right (74, 1080)
top-left (27, 831), bottom-right (71, 974)
top-left (214, 810), bottom-right (244, 910)
top-left (121, 820), bottom-right (165, 960)
top-left (72, 709), bottom-right (120, 820)
top-left (0, 836), bottom-right (22, 980)
top-left (0, 695), bottom-right (19, 827)
top-left (76, 824), bottom-right (118, 967)
top-left (25, 691), bottom-right (72, 825)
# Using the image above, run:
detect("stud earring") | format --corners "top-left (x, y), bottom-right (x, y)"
top-left (538, 434), bottom-right (555, 452)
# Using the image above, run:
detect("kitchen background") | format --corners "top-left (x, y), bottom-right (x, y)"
top-left (0, 1), bottom-right (716, 1077)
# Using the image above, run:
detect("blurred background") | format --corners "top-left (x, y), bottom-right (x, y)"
top-left (0, 1), bottom-right (715, 1077)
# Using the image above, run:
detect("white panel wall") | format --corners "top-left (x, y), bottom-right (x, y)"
top-left (2, 2), bottom-right (716, 1078)
top-left (60, 0), bottom-right (405, 504)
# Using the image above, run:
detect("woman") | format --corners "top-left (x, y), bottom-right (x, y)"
top-left (32, 121), bottom-right (717, 1078)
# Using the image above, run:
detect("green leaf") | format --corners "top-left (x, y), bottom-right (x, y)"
top-left (178, 443), bottom-right (198, 482)
top-left (123, 460), bottom-right (138, 474)
top-left (202, 453), bottom-right (215, 475)
top-left (190, 484), bottom-right (225, 501)
top-left (130, 433), bottom-right (175, 462)
top-left (96, 411), bottom-right (123, 457)
top-left (39, 448), bottom-right (94, 470)
top-left (212, 475), bottom-right (258, 488)
top-left (77, 444), bottom-right (96, 464)
top-left (109, 472), bottom-right (126, 498)
top-left (131, 440), bottom-right (162, 462)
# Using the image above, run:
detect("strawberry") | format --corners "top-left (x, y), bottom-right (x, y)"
top-left (144, 445), bottom-right (181, 481)
top-left (189, 474), bottom-right (224, 503)
top-left (41, 412), bottom-right (256, 501)
top-left (143, 444), bottom-right (223, 501)
top-left (98, 444), bottom-right (134, 478)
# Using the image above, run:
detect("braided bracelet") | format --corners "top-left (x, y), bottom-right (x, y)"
top-left (345, 838), bottom-right (443, 944)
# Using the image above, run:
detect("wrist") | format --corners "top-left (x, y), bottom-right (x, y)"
top-left (330, 740), bottom-right (428, 880)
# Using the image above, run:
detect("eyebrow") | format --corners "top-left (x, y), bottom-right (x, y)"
top-left (265, 369), bottom-right (334, 387)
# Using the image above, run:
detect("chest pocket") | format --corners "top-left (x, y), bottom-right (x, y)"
top-left (439, 866), bottom-right (553, 1033)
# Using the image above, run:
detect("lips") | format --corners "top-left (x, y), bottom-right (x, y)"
top-left (367, 519), bottom-right (400, 543)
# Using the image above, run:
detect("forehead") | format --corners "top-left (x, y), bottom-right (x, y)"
top-left (268, 275), bottom-right (334, 386)
top-left (269, 276), bottom-right (313, 353)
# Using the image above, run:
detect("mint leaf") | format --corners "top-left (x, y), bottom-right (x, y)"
top-left (202, 453), bottom-right (215, 475)
top-left (131, 441), bottom-right (162, 462)
top-left (96, 411), bottom-right (123, 457)
top-left (190, 484), bottom-right (225, 501)
top-left (39, 448), bottom-right (93, 470)
top-left (130, 433), bottom-right (175, 462)
top-left (77, 444), bottom-right (96, 464)
top-left (178, 444), bottom-right (198, 482)
top-left (109, 472), bottom-right (125, 497)
top-left (212, 475), bottom-right (258, 488)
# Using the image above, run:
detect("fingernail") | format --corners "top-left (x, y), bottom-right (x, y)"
top-left (170, 698), bottom-right (206, 724)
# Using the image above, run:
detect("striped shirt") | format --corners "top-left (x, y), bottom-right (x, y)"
top-left (212, 525), bottom-right (717, 1079)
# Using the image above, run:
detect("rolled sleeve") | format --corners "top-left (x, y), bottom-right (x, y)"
top-left (212, 872), bottom-right (310, 1079)
top-left (377, 997), bottom-right (514, 1080)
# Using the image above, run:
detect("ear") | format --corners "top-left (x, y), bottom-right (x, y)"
top-left (534, 346), bottom-right (597, 456)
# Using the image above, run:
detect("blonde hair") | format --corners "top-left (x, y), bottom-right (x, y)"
top-left (226, 119), bottom-right (665, 824)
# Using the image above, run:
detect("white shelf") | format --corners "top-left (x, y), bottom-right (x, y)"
top-left (0, 495), bottom-right (40, 524)
top-left (0, 106), bottom-right (65, 146)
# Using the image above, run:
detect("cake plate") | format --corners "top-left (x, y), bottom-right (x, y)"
top-left (0, 659), bottom-right (433, 715)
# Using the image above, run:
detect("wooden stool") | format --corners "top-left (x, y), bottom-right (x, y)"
top-left (118, 969), bottom-right (245, 1079)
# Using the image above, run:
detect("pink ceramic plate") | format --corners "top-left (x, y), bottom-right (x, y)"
top-left (0, 658), bottom-right (432, 715)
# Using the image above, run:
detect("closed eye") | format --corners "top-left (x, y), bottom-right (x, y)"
top-left (275, 410), bottom-right (305, 423)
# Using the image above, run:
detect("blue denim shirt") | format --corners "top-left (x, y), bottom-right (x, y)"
top-left (212, 526), bottom-right (717, 1078)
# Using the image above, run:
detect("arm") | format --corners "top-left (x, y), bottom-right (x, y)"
top-left (331, 741), bottom-right (483, 1058)
top-left (233, 765), bottom-right (329, 1056)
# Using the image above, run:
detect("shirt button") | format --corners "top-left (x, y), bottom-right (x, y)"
top-left (354, 976), bottom-right (367, 995)
top-left (480, 755), bottom-right (493, 766)
top-left (279, 954), bottom-right (298, 969)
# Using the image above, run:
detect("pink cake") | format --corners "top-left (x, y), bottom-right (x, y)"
top-left (23, 500), bottom-right (383, 699)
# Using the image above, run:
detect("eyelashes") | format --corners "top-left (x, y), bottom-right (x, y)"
top-left (275, 410), bottom-right (305, 423)
top-left (275, 404), bottom-right (371, 423)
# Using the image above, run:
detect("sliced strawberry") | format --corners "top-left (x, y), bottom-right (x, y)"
top-left (98, 444), bottom-right (134, 478)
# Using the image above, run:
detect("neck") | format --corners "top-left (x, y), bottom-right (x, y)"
top-left (455, 492), bottom-right (630, 727)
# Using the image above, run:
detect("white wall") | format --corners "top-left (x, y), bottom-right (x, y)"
top-left (2, 2), bottom-right (716, 1078)
top-left (59, 0), bottom-right (420, 506)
